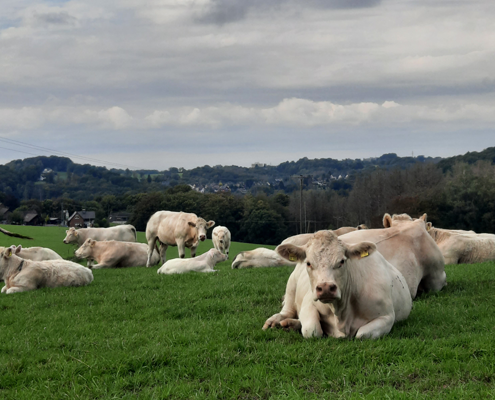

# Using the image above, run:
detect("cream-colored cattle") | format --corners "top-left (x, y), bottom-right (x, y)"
top-left (212, 226), bottom-right (231, 258)
top-left (146, 211), bottom-right (215, 267)
top-left (0, 245), bottom-right (62, 261)
top-left (427, 225), bottom-right (495, 265)
top-left (231, 248), bottom-right (297, 269)
top-left (63, 225), bottom-right (137, 267)
top-left (1, 245), bottom-right (93, 294)
top-left (345, 212), bottom-right (446, 299)
top-left (157, 248), bottom-right (227, 275)
top-left (264, 231), bottom-right (411, 339)
top-left (281, 225), bottom-right (369, 247)
top-left (75, 239), bottom-right (160, 269)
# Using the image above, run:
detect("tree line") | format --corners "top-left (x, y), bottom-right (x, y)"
top-left (3, 160), bottom-right (495, 245)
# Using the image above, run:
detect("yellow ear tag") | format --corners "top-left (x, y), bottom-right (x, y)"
top-left (427, 226), bottom-right (431, 231)
top-left (289, 254), bottom-right (297, 262)
top-left (361, 250), bottom-right (369, 258)
top-left (90, 241), bottom-right (95, 247)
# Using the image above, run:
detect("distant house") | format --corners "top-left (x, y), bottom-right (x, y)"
top-left (24, 210), bottom-right (42, 226)
top-left (0, 204), bottom-right (10, 223)
top-left (108, 212), bottom-right (131, 225)
top-left (68, 210), bottom-right (96, 228)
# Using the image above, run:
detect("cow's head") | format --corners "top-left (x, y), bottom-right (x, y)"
top-left (191, 218), bottom-right (215, 242)
top-left (75, 238), bottom-right (95, 259)
top-left (213, 228), bottom-right (227, 249)
top-left (208, 248), bottom-right (228, 264)
top-left (277, 231), bottom-right (376, 303)
top-left (357, 224), bottom-right (368, 230)
top-left (0, 245), bottom-right (19, 275)
top-left (63, 227), bottom-right (78, 244)
top-left (383, 213), bottom-right (428, 230)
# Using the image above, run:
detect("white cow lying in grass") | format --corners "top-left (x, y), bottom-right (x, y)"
top-left (231, 248), bottom-right (297, 269)
top-left (212, 226), bottom-right (231, 258)
top-left (1, 245), bottom-right (93, 294)
top-left (75, 239), bottom-right (161, 269)
top-left (0, 245), bottom-right (62, 261)
top-left (157, 248), bottom-right (227, 275)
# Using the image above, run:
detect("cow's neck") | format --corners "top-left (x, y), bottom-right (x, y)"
top-left (0, 257), bottom-right (24, 280)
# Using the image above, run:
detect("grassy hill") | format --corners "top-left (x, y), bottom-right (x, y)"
top-left (1, 225), bottom-right (494, 399)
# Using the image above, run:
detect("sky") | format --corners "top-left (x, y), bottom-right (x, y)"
top-left (0, 0), bottom-right (494, 171)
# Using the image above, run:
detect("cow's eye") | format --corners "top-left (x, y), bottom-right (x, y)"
top-left (306, 261), bottom-right (312, 269)
top-left (335, 259), bottom-right (345, 269)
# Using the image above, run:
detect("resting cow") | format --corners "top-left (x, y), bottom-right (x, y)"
top-left (427, 225), bottom-right (495, 265)
top-left (349, 212), bottom-right (446, 299)
top-left (231, 248), bottom-right (297, 269)
top-left (1, 245), bottom-right (93, 294)
top-left (212, 226), bottom-right (231, 258)
top-left (0, 245), bottom-right (62, 261)
top-left (157, 248), bottom-right (227, 275)
top-left (146, 211), bottom-right (215, 267)
top-left (75, 239), bottom-right (160, 269)
top-left (281, 224), bottom-right (368, 247)
top-left (264, 231), bottom-right (412, 339)
top-left (63, 225), bottom-right (137, 267)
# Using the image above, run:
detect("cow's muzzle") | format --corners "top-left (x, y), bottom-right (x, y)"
top-left (199, 235), bottom-right (206, 241)
top-left (315, 282), bottom-right (340, 302)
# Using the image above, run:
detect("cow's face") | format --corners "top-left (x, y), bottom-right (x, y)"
top-left (0, 246), bottom-right (17, 274)
top-left (192, 218), bottom-right (215, 242)
top-left (75, 239), bottom-right (94, 258)
top-left (63, 228), bottom-right (78, 244)
top-left (209, 248), bottom-right (228, 264)
top-left (277, 231), bottom-right (376, 303)
top-left (213, 229), bottom-right (227, 249)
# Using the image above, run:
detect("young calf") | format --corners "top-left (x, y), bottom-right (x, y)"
top-left (265, 230), bottom-right (412, 339)
top-left (231, 248), bottom-right (297, 269)
top-left (1, 245), bottom-right (93, 294)
top-left (212, 226), bottom-right (231, 258)
top-left (0, 245), bottom-right (62, 261)
top-left (157, 248), bottom-right (227, 275)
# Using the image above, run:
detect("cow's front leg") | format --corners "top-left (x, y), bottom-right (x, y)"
top-left (6, 286), bottom-right (30, 294)
top-left (299, 294), bottom-right (324, 338)
top-left (176, 239), bottom-right (186, 259)
top-left (1, 285), bottom-right (7, 293)
top-left (355, 314), bottom-right (395, 339)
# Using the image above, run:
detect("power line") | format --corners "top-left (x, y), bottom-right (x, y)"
top-left (0, 136), bottom-right (142, 170)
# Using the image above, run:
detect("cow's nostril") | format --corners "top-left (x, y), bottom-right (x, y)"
top-left (329, 284), bottom-right (337, 292)
top-left (316, 285), bottom-right (323, 294)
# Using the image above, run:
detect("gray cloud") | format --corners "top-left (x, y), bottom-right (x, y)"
top-left (33, 11), bottom-right (77, 26)
top-left (196, 0), bottom-right (382, 25)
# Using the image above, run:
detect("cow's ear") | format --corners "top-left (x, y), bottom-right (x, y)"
top-left (213, 230), bottom-right (218, 236)
top-left (345, 242), bottom-right (376, 260)
top-left (426, 222), bottom-right (432, 231)
top-left (15, 245), bottom-right (22, 254)
top-left (74, 231), bottom-right (79, 236)
top-left (276, 244), bottom-right (306, 263)
top-left (5, 246), bottom-right (14, 258)
top-left (90, 240), bottom-right (95, 247)
top-left (207, 220), bottom-right (215, 229)
top-left (420, 213), bottom-right (427, 222)
top-left (383, 213), bottom-right (392, 228)
top-left (188, 222), bottom-right (196, 228)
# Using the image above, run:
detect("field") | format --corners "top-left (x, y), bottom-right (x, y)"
top-left (1, 225), bottom-right (495, 399)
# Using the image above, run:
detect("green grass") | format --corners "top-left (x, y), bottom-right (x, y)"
top-left (1, 225), bottom-right (495, 399)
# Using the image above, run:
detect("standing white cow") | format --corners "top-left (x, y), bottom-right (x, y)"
top-left (157, 248), bottom-right (227, 275)
top-left (0, 245), bottom-right (62, 261)
top-left (146, 211), bottom-right (215, 267)
top-left (264, 231), bottom-right (412, 339)
top-left (75, 239), bottom-right (161, 269)
top-left (1, 245), bottom-right (93, 294)
top-left (63, 225), bottom-right (137, 267)
top-left (212, 226), bottom-right (231, 258)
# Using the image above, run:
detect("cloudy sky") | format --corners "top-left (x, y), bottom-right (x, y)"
top-left (1, 0), bottom-right (494, 170)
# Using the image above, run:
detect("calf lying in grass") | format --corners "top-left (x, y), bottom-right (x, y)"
top-left (0, 245), bottom-right (93, 294)
top-left (0, 245), bottom-right (62, 261)
top-left (157, 248), bottom-right (227, 275)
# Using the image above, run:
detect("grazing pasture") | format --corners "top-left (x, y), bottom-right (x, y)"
top-left (1, 225), bottom-right (495, 399)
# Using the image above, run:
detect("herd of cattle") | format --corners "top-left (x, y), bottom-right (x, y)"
top-left (1, 210), bottom-right (495, 339)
